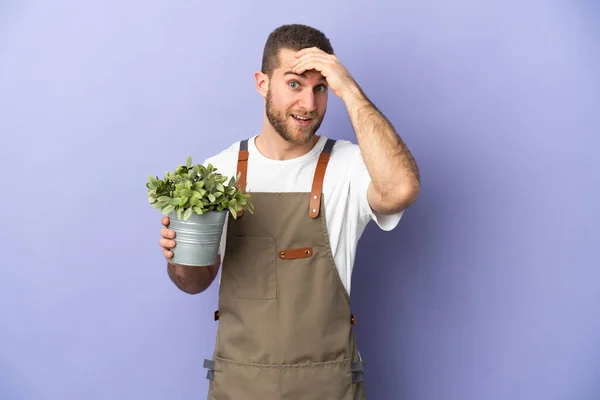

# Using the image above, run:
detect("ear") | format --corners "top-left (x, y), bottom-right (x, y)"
top-left (255, 71), bottom-right (269, 98)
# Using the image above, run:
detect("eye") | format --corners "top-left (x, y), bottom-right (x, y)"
top-left (315, 85), bottom-right (327, 93)
top-left (288, 81), bottom-right (300, 89)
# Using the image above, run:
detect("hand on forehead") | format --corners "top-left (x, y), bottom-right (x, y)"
top-left (280, 48), bottom-right (324, 77)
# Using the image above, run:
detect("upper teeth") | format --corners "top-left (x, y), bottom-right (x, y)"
top-left (294, 115), bottom-right (309, 120)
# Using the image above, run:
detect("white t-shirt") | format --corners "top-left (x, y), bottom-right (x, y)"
top-left (202, 134), bottom-right (404, 295)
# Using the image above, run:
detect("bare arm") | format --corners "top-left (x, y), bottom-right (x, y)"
top-left (289, 48), bottom-right (420, 215)
top-left (166, 254), bottom-right (221, 295)
top-left (342, 85), bottom-right (420, 215)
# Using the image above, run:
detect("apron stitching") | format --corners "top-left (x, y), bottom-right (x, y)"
top-left (214, 356), bottom-right (352, 369)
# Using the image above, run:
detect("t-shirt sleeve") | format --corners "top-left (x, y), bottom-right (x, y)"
top-left (348, 150), bottom-right (404, 231)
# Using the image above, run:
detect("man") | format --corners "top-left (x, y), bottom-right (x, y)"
top-left (158, 24), bottom-right (419, 399)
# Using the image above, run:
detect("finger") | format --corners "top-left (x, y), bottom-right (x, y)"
top-left (293, 60), bottom-right (329, 75)
top-left (291, 54), bottom-right (335, 65)
top-left (159, 238), bottom-right (176, 248)
top-left (294, 47), bottom-right (327, 58)
top-left (160, 227), bottom-right (175, 239)
top-left (163, 248), bottom-right (173, 259)
top-left (290, 54), bottom-right (331, 68)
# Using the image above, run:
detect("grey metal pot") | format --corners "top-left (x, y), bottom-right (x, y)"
top-left (168, 210), bottom-right (228, 266)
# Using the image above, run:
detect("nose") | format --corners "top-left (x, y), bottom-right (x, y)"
top-left (298, 89), bottom-right (317, 113)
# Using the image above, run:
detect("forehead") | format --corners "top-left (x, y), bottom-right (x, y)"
top-left (277, 48), bottom-right (300, 66)
top-left (275, 48), bottom-right (326, 82)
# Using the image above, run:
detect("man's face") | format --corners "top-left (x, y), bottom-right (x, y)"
top-left (264, 48), bottom-right (329, 145)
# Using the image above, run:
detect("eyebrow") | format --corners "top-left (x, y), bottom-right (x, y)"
top-left (283, 71), bottom-right (327, 82)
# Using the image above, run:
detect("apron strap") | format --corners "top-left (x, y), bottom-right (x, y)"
top-left (235, 139), bottom-right (250, 217)
top-left (235, 137), bottom-right (336, 219)
top-left (309, 138), bottom-right (336, 219)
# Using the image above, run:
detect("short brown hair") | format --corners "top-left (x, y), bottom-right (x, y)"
top-left (261, 24), bottom-right (334, 77)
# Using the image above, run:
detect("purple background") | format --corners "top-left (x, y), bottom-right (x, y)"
top-left (1, 1), bottom-right (599, 399)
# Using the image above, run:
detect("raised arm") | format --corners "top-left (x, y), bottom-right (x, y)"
top-left (290, 47), bottom-right (420, 215)
top-left (342, 86), bottom-right (420, 215)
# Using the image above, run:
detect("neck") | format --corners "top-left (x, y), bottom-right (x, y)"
top-left (255, 120), bottom-right (319, 161)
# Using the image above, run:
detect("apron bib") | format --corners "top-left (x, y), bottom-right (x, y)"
top-left (204, 138), bottom-right (366, 399)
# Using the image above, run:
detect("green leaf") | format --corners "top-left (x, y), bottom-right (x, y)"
top-left (179, 196), bottom-right (189, 207)
top-left (156, 199), bottom-right (170, 208)
top-left (177, 208), bottom-right (182, 220)
top-left (162, 204), bottom-right (175, 215)
top-left (148, 175), bottom-right (160, 188)
top-left (147, 158), bottom-right (254, 221)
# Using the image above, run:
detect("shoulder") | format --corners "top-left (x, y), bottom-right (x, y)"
top-left (201, 140), bottom-right (242, 181)
top-left (202, 141), bottom-right (240, 166)
top-left (319, 138), bottom-right (369, 192)
top-left (202, 139), bottom-right (242, 171)
top-left (330, 138), bottom-right (361, 159)
top-left (327, 138), bottom-right (365, 172)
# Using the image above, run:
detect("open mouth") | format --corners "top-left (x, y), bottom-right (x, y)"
top-left (291, 114), bottom-right (313, 126)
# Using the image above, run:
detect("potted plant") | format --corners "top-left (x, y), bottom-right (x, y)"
top-left (146, 156), bottom-right (254, 266)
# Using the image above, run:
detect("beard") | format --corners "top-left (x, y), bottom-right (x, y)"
top-left (265, 89), bottom-right (324, 145)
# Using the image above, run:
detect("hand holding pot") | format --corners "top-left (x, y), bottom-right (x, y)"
top-left (160, 216), bottom-right (176, 260)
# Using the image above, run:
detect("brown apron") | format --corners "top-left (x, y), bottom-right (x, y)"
top-left (204, 137), bottom-right (367, 399)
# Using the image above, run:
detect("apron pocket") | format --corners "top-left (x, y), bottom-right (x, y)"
top-left (210, 357), bottom-right (280, 400)
top-left (281, 358), bottom-right (353, 400)
top-left (223, 235), bottom-right (277, 300)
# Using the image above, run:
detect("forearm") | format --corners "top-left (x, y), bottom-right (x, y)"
top-left (342, 84), bottom-right (420, 210)
top-left (166, 255), bottom-right (220, 294)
